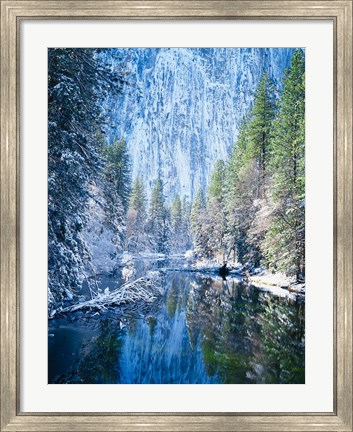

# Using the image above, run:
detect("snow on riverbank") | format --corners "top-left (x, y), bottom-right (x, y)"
top-left (248, 269), bottom-right (305, 295)
top-left (190, 257), bottom-right (305, 296)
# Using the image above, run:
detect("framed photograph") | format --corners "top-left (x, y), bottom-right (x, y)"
top-left (1, 1), bottom-right (352, 431)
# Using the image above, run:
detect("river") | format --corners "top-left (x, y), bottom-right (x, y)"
top-left (48, 256), bottom-right (305, 384)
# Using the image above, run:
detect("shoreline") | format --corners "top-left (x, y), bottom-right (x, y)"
top-left (190, 257), bottom-right (305, 295)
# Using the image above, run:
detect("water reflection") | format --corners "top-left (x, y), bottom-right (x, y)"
top-left (49, 266), bottom-right (304, 384)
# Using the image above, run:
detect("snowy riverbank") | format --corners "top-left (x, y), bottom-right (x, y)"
top-left (188, 257), bottom-right (305, 295)
top-left (248, 269), bottom-right (305, 295)
top-left (87, 252), bottom-right (306, 298)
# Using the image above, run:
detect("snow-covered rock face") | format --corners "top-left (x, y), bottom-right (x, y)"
top-left (105, 48), bottom-right (295, 202)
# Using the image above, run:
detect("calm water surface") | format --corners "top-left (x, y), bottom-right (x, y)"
top-left (48, 257), bottom-right (305, 384)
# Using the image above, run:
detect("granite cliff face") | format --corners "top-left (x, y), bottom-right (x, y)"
top-left (104, 48), bottom-right (295, 202)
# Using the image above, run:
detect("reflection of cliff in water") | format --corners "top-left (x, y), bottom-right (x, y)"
top-left (49, 268), bottom-right (304, 384)
top-left (119, 273), bottom-right (216, 384)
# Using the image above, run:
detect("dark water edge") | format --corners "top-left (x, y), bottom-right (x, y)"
top-left (48, 258), bottom-right (305, 384)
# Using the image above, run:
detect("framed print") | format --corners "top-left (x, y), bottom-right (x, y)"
top-left (1, 1), bottom-right (352, 431)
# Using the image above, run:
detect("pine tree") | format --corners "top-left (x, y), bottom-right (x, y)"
top-left (102, 138), bottom-right (132, 212)
top-left (100, 138), bottom-right (131, 250)
top-left (48, 48), bottom-right (124, 306)
top-left (225, 72), bottom-right (276, 266)
top-left (126, 177), bottom-right (148, 252)
top-left (129, 177), bottom-right (147, 220)
top-left (225, 121), bottom-right (244, 263)
top-left (181, 196), bottom-right (193, 251)
top-left (225, 118), bottom-right (259, 264)
top-left (160, 207), bottom-right (172, 255)
top-left (247, 72), bottom-right (276, 198)
top-left (150, 177), bottom-right (164, 221)
top-left (171, 194), bottom-right (183, 253)
top-left (82, 133), bottom-right (129, 276)
top-left (245, 73), bottom-right (276, 266)
top-left (148, 177), bottom-right (171, 254)
top-left (263, 49), bottom-right (305, 280)
top-left (208, 160), bottom-right (226, 202)
top-left (206, 160), bottom-right (227, 258)
top-left (190, 188), bottom-right (208, 255)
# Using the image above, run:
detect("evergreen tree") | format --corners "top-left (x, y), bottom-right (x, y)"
top-left (48, 48), bottom-right (123, 305)
top-left (247, 72), bottom-right (276, 198)
top-left (148, 177), bottom-right (171, 254)
top-left (245, 72), bottom-right (276, 265)
top-left (171, 194), bottom-right (183, 253)
top-left (150, 177), bottom-right (164, 222)
top-left (102, 138), bottom-right (132, 212)
top-left (181, 196), bottom-right (193, 251)
top-left (190, 188), bottom-right (208, 255)
top-left (129, 177), bottom-right (147, 220)
top-left (160, 207), bottom-right (172, 255)
top-left (225, 118), bottom-right (259, 264)
top-left (208, 160), bottom-right (226, 202)
top-left (100, 138), bottom-right (131, 250)
top-left (206, 160), bottom-right (227, 258)
top-left (225, 72), bottom-right (276, 266)
top-left (126, 177), bottom-right (148, 252)
top-left (263, 49), bottom-right (305, 280)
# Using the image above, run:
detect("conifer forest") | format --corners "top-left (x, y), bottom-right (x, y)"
top-left (48, 48), bottom-right (305, 384)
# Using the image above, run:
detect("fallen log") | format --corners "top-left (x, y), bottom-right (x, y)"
top-left (57, 272), bottom-right (164, 316)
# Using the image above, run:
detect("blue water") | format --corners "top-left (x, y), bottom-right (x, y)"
top-left (48, 258), bottom-right (305, 384)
